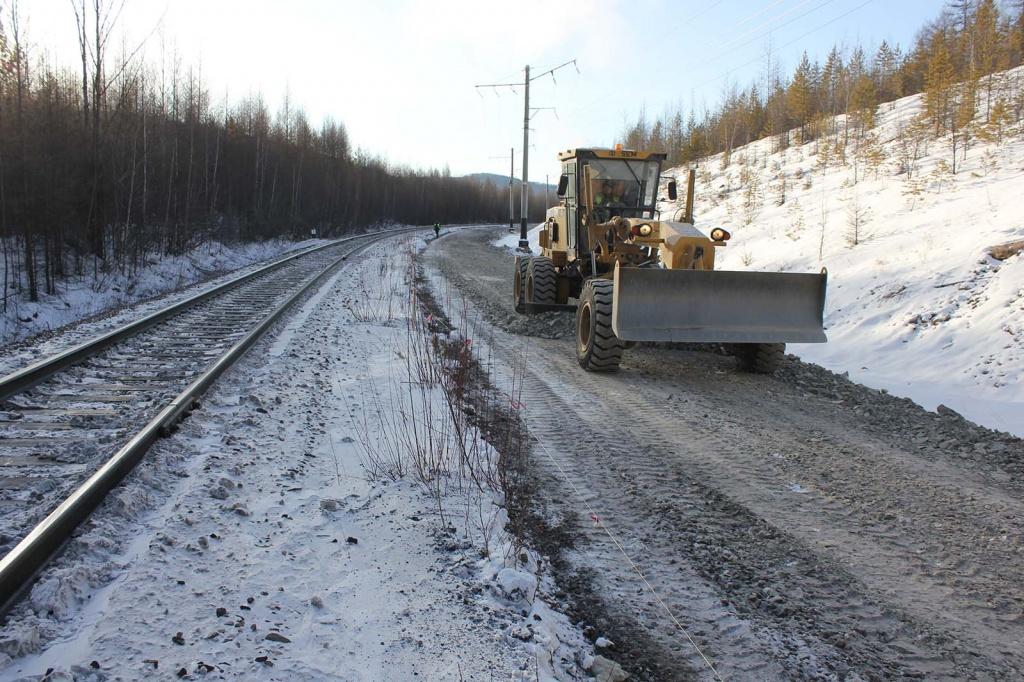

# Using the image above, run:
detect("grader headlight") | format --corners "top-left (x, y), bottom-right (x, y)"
top-left (710, 228), bottom-right (731, 242)
top-left (631, 224), bottom-right (653, 238)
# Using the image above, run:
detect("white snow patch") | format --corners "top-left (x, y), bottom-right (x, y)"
top-left (493, 224), bottom-right (544, 255)
top-left (0, 230), bottom-right (591, 680)
top-left (1, 238), bottom-right (332, 346)
top-left (656, 67), bottom-right (1024, 435)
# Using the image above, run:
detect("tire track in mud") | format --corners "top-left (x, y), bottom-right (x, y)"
top-left (613, 352), bottom-right (1024, 663)
top-left (425, 228), bottom-right (1023, 680)
top-left (491, 347), bottom-right (1004, 679)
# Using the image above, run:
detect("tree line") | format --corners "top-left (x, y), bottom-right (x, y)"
top-left (620, 0), bottom-right (1024, 168)
top-left (0, 1), bottom-right (544, 308)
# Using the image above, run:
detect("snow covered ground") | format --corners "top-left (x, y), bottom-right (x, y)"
top-left (498, 67), bottom-right (1024, 436)
top-left (669, 69), bottom-right (1024, 435)
top-left (494, 226), bottom-right (542, 254)
top-left (0, 232), bottom-right (591, 680)
top-left (0, 239), bottom-right (333, 379)
top-left (0, 237), bottom-right (330, 347)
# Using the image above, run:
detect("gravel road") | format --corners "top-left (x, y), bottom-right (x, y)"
top-left (426, 227), bottom-right (1024, 680)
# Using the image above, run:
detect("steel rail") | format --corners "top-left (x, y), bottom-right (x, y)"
top-left (0, 228), bottom-right (418, 618)
top-left (0, 229), bottom-right (401, 402)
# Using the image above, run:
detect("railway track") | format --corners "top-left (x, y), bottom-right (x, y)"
top-left (0, 229), bottom-right (415, 616)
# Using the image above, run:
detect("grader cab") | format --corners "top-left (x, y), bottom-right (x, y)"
top-left (513, 146), bottom-right (827, 372)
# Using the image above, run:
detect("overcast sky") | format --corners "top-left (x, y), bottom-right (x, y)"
top-left (25, 0), bottom-right (943, 181)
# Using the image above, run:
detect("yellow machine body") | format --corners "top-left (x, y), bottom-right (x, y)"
top-left (530, 146), bottom-right (827, 346)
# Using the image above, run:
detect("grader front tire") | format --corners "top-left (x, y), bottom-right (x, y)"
top-left (576, 279), bottom-right (624, 372)
top-left (513, 256), bottom-right (530, 313)
top-left (526, 256), bottom-right (557, 305)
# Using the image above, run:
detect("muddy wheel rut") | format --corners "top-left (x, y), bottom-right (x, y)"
top-left (426, 228), bottom-right (1024, 681)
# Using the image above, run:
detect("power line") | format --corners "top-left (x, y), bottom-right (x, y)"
top-left (650, 0), bottom-right (726, 43)
top-left (489, 149), bottom-right (518, 233)
top-left (711, 0), bottom-right (838, 60)
top-left (475, 60), bottom-right (578, 249)
top-left (693, 0), bottom-right (878, 92)
top-left (563, 0), bottom-right (811, 123)
top-left (735, 0), bottom-right (791, 27)
top-left (475, 59), bottom-right (579, 91)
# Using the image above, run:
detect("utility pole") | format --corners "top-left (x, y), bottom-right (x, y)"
top-left (520, 65), bottom-right (530, 249)
top-left (489, 149), bottom-right (517, 233)
top-left (476, 59), bottom-right (578, 251)
top-left (509, 147), bottom-right (515, 233)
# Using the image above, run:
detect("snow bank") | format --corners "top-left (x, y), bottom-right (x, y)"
top-left (659, 67), bottom-right (1024, 435)
top-left (493, 224), bottom-right (544, 254)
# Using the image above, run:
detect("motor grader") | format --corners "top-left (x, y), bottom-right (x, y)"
top-left (512, 146), bottom-right (827, 372)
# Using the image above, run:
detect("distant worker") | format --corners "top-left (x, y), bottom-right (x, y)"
top-left (433, 222), bottom-right (440, 238)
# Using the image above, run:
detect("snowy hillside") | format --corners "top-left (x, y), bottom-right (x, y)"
top-left (661, 67), bottom-right (1024, 435)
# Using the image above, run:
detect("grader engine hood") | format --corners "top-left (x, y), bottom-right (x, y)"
top-left (611, 260), bottom-right (828, 344)
top-left (655, 220), bottom-right (717, 271)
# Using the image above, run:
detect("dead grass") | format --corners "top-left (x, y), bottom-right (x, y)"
top-left (351, 239), bottom-right (527, 555)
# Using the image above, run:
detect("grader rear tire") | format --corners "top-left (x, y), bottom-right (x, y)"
top-left (526, 256), bottom-right (557, 305)
top-left (513, 256), bottom-right (529, 313)
top-left (576, 279), bottom-right (624, 372)
top-left (735, 343), bottom-right (785, 374)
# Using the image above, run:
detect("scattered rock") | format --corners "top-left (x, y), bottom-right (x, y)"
top-left (495, 567), bottom-right (537, 602)
top-left (987, 239), bottom-right (1024, 261)
top-left (225, 502), bottom-right (250, 516)
top-left (509, 624), bottom-right (532, 641)
top-left (171, 631), bottom-right (185, 645)
top-left (216, 607), bottom-right (227, 617)
top-left (346, 536), bottom-right (359, 545)
top-left (319, 499), bottom-right (339, 512)
top-left (265, 632), bottom-right (291, 643)
top-left (585, 654), bottom-right (630, 682)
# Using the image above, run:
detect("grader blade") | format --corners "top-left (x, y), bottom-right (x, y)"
top-left (611, 266), bottom-right (828, 343)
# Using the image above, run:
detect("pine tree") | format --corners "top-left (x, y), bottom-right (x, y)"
top-left (787, 52), bottom-right (815, 141)
top-left (973, 0), bottom-right (1000, 116)
top-left (874, 41), bottom-right (899, 100)
top-left (844, 47), bottom-right (868, 145)
top-left (850, 74), bottom-right (878, 134)
top-left (952, 77), bottom-right (978, 172)
top-left (819, 46), bottom-right (844, 135)
top-left (1014, 3), bottom-right (1024, 66)
top-left (948, 0), bottom-right (975, 30)
top-left (925, 33), bottom-right (956, 133)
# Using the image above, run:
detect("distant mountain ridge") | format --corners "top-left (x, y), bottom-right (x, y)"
top-left (464, 173), bottom-right (556, 192)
